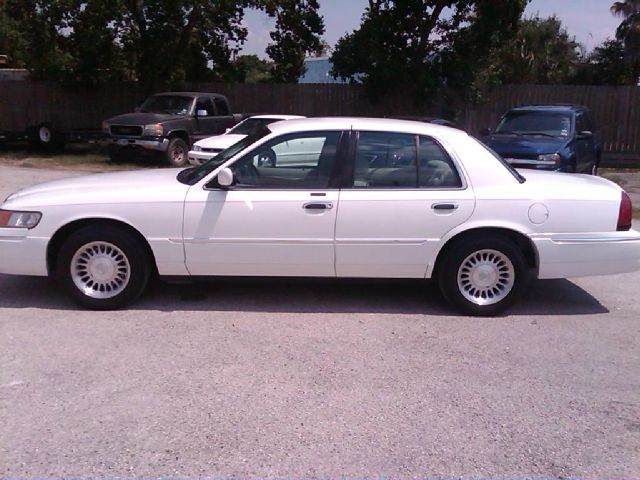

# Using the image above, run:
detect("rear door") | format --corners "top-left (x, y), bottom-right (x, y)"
top-left (335, 131), bottom-right (475, 278)
top-left (575, 112), bottom-right (596, 173)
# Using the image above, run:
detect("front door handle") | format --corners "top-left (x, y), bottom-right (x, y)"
top-left (303, 202), bottom-right (333, 210)
top-left (431, 202), bottom-right (458, 211)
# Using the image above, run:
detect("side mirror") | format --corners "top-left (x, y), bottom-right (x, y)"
top-left (480, 127), bottom-right (492, 136)
top-left (196, 109), bottom-right (208, 117)
top-left (578, 130), bottom-right (593, 139)
top-left (217, 167), bottom-right (234, 187)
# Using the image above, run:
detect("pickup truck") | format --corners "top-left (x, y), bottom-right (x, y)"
top-left (102, 92), bottom-right (245, 166)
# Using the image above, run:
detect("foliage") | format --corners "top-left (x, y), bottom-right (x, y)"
top-left (330, 0), bottom-right (528, 104)
top-left (234, 54), bottom-right (273, 83)
top-left (259, 0), bottom-right (325, 82)
top-left (571, 39), bottom-right (634, 85)
top-left (494, 15), bottom-right (582, 85)
top-left (0, 0), bottom-right (324, 88)
top-left (611, 0), bottom-right (640, 84)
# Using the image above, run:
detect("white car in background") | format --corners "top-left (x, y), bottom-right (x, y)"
top-left (188, 114), bottom-right (305, 165)
top-left (1, 117), bottom-right (639, 316)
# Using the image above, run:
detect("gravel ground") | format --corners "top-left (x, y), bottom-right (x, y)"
top-left (1, 166), bottom-right (639, 478)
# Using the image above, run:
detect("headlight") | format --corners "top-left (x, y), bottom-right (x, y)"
top-left (0, 209), bottom-right (42, 229)
top-left (192, 144), bottom-right (202, 152)
top-left (101, 121), bottom-right (110, 134)
top-left (537, 153), bottom-right (560, 168)
top-left (143, 123), bottom-right (163, 136)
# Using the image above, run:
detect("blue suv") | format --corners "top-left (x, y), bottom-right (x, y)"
top-left (481, 105), bottom-right (602, 175)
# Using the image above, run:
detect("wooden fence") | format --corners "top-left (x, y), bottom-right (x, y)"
top-left (1, 81), bottom-right (639, 163)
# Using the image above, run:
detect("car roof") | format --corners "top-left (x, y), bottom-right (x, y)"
top-left (152, 92), bottom-right (227, 99)
top-left (267, 116), bottom-right (465, 137)
top-left (509, 104), bottom-right (588, 113)
top-left (246, 114), bottom-right (306, 120)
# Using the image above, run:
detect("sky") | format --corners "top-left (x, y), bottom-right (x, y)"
top-left (240, 0), bottom-right (622, 58)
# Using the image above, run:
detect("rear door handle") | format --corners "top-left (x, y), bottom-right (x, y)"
top-left (303, 202), bottom-right (333, 210)
top-left (431, 202), bottom-right (458, 211)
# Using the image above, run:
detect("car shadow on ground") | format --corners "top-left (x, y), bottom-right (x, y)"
top-left (0, 275), bottom-right (608, 316)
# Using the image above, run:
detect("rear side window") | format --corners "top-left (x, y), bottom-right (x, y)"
top-left (214, 97), bottom-right (230, 116)
top-left (352, 131), bottom-right (462, 188)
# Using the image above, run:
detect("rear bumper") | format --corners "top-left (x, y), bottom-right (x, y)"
top-left (531, 230), bottom-right (640, 279)
top-left (0, 231), bottom-right (48, 276)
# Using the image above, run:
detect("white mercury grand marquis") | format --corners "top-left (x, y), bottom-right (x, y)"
top-left (1, 117), bottom-right (639, 316)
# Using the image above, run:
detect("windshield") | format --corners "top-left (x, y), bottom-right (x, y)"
top-left (177, 126), bottom-right (271, 185)
top-left (229, 118), bottom-right (284, 135)
top-left (495, 112), bottom-right (572, 137)
top-left (139, 95), bottom-right (192, 115)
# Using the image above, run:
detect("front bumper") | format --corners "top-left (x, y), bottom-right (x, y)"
top-left (531, 230), bottom-right (640, 279)
top-left (108, 137), bottom-right (170, 152)
top-left (188, 150), bottom-right (219, 166)
top-left (0, 230), bottom-right (49, 276)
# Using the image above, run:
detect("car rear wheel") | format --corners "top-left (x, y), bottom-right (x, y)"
top-left (437, 235), bottom-right (528, 316)
top-left (165, 137), bottom-right (189, 167)
top-left (57, 226), bottom-right (151, 310)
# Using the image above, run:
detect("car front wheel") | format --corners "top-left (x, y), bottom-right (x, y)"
top-left (437, 235), bottom-right (528, 316)
top-left (57, 226), bottom-right (151, 310)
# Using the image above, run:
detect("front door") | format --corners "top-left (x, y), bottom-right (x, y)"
top-left (335, 131), bottom-right (475, 278)
top-left (183, 130), bottom-right (346, 276)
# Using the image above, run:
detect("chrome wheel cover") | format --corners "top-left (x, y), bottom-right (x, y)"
top-left (71, 241), bottom-right (131, 299)
top-left (457, 249), bottom-right (515, 306)
top-left (172, 144), bottom-right (185, 163)
top-left (39, 125), bottom-right (51, 143)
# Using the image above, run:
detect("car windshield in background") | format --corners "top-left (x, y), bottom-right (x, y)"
top-left (140, 95), bottom-right (193, 115)
top-left (229, 118), bottom-right (282, 135)
top-left (177, 126), bottom-right (271, 185)
top-left (495, 112), bottom-right (572, 137)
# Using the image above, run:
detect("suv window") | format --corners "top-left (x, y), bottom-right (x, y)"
top-left (353, 131), bottom-right (461, 188)
top-left (195, 97), bottom-right (215, 117)
top-left (214, 97), bottom-right (230, 116)
top-left (229, 131), bottom-right (341, 189)
top-left (576, 112), bottom-right (593, 133)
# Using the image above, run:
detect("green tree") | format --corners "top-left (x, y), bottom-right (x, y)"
top-left (572, 39), bottom-right (633, 85)
top-left (330, 0), bottom-right (528, 103)
top-left (611, 0), bottom-right (640, 83)
top-left (259, 0), bottom-right (325, 82)
top-left (495, 15), bottom-right (582, 84)
top-left (234, 54), bottom-right (273, 83)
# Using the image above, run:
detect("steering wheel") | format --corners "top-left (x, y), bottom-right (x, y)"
top-left (256, 148), bottom-right (276, 167)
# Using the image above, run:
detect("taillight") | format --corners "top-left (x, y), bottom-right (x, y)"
top-left (617, 191), bottom-right (632, 231)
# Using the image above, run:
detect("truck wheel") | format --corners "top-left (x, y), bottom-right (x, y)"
top-left (165, 137), bottom-right (188, 167)
top-left (29, 123), bottom-right (65, 152)
top-left (57, 225), bottom-right (151, 310)
top-left (437, 235), bottom-right (528, 316)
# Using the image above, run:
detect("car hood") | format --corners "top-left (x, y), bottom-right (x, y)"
top-left (484, 134), bottom-right (567, 156)
top-left (194, 134), bottom-right (246, 150)
top-left (106, 112), bottom-right (183, 125)
top-left (3, 168), bottom-right (190, 209)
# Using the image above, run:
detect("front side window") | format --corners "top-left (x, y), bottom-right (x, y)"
top-left (229, 131), bottom-right (342, 189)
top-left (352, 131), bottom-right (461, 188)
top-left (195, 97), bottom-right (215, 116)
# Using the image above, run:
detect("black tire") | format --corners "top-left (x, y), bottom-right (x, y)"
top-left (57, 225), bottom-right (151, 310)
top-left (29, 123), bottom-right (65, 152)
top-left (437, 235), bottom-right (528, 316)
top-left (165, 137), bottom-right (189, 167)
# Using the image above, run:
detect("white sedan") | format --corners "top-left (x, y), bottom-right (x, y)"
top-left (1, 117), bottom-right (639, 316)
top-left (188, 114), bottom-right (304, 165)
